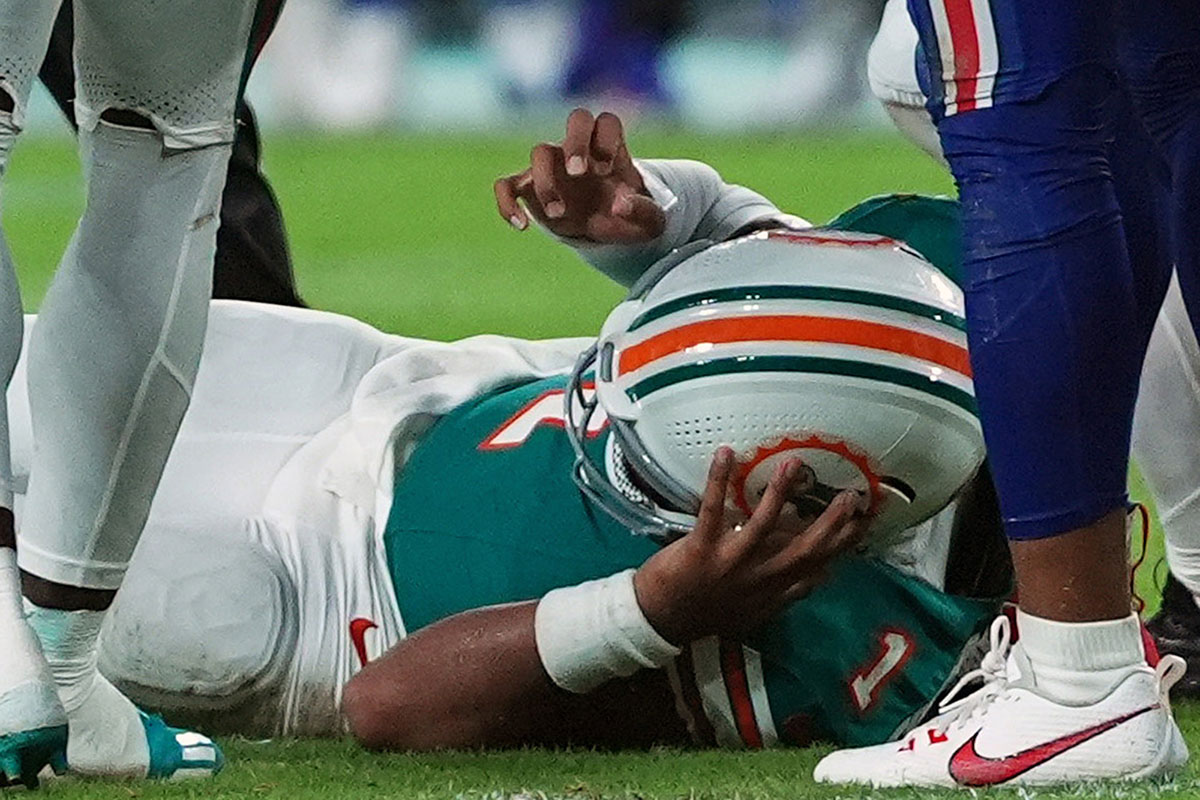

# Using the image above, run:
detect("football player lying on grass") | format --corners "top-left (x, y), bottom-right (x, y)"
top-left (7, 111), bottom-right (1018, 753)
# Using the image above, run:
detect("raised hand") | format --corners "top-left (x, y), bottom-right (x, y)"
top-left (632, 447), bottom-right (869, 645)
top-left (494, 108), bottom-right (666, 244)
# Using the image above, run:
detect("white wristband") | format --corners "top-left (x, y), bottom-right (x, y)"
top-left (534, 569), bottom-right (682, 694)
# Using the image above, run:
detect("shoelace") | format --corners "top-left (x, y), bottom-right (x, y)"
top-left (933, 615), bottom-right (1012, 736)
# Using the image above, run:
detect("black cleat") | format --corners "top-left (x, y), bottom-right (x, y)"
top-left (1147, 572), bottom-right (1200, 698)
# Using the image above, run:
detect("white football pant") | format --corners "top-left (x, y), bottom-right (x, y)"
top-left (1134, 277), bottom-right (1200, 596)
top-left (0, 0), bottom-right (256, 590)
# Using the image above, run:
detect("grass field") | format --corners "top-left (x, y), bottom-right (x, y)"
top-left (3, 128), bottom-right (1193, 799)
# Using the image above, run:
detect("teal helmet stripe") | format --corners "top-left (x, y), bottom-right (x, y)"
top-left (627, 285), bottom-right (967, 333)
top-left (625, 355), bottom-right (978, 416)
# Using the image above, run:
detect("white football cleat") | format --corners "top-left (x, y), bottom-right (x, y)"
top-left (0, 681), bottom-right (68, 788)
top-left (62, 672), bottom-right (224, 780)
top-left (814, 615), bottom-right (1189, 788)
top-left (0, 550), bottom-right (68, 788)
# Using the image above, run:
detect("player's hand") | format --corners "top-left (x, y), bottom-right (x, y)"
top-left (633, 447), bottom-right (869, 645)
top-left (494, 108), bottom-right (666, 244)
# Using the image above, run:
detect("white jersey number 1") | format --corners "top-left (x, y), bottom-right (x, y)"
top-left (850, 630), bottom-right (915, 712)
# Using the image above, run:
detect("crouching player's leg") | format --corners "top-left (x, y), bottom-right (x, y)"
top-left (13, 0), bottom-right (256, 780)
top-left (0, 1), bottom-right (70, 787)
top-left (816, 2), bottom-right (1186, 789)
top-left (1135, 279), bottom-right (1200, 691)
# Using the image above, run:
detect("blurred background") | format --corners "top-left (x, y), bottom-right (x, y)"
top-left (246, 0), bottom-right (893, 132)
top-left (23, 0), bottom-right (893, 134)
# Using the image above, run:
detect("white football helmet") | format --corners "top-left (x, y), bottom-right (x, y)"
top-left (566, 228), bottom-right (985, 542)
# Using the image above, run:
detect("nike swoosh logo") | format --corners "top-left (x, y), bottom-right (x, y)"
top-left (349, 617), bottom-right (379, 668)
top-left (947, 704), bottom-right (1158, 786)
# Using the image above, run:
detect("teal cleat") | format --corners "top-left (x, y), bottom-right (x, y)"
top-left (0, 725), bottom-right (68, 789)
top-left (139, 712), bottom-right (224, 781)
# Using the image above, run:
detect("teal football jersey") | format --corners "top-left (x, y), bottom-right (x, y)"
top-left (382, 194), bottom-right (997, 748)
top-left (383, 375), bottom-right (997, 748)
top-left (828, 193), bottom-right (963, 285)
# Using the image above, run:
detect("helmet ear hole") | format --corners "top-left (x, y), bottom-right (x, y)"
top-left (878, 476), bottom-right (916, 505)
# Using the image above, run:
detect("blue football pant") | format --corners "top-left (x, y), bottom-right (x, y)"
top-left (908, 0), bottom-right (1186, 539)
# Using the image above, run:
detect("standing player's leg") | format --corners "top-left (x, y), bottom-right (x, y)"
top-left (14, 0), bottom-right (256, 779)
top-left (1119, 0), bottom-right (1200, 685)
top-left (0, 0), bottom-right (70, 787)
top-left (871, 0), bottom-right (1192, 699)
top-left (816, 2), bottom-right (1186, 788)
top-left (912, 6), bottom-right (1169, 629)
top-left (37, 2), bottom-right (305, 308)
top-left (1118, 1), bottom-right (1200, 335)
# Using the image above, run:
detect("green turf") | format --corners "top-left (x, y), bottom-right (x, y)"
top-left (4, 128), bottom-right (955, 340)
top-left (26, 733), bottom-right (1200, 799)
top-left (1, 129), bottom-right (1184, 798)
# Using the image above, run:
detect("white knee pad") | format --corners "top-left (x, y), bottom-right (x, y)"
top-left (98, 520), bottom-right (296, 731)
top-left (17, 121), bottom-right (232, 589)
top-left (868, 0), bottom-right (924, 108)
top-left (868, 0), bottom-right (944, 162)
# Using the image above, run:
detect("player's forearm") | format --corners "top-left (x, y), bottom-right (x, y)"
top-left (341, 601), bottom-right (686, 751)
top-left (564, 159), bottom-right (804, 287)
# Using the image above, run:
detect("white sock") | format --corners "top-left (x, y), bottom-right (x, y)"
top-left (0, 550), bottom-right (63, 733)
top-left (59, 674), bottom-right (148, 777)
top-left (24, 602), bottom-right (148, 775)
top-left (1016, 609), bottom-right (1145, 705)
top-left (24, 604), bottom-right (105, 714)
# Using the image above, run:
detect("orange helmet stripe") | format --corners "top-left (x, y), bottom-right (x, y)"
top-left (618, 315), bottom-right (972, 378)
